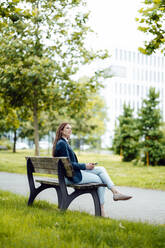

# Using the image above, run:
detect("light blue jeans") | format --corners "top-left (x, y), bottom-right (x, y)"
top-left (65, 166), bottom-right (115, 205)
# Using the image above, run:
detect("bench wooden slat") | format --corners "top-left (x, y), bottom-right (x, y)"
top-left (34, 168), bottom-right (58, 175)
top-left (33, 162), bottom-right (58, 169)
top-left (36, 177), bottom-right (59, 185)
top-left (26, 156), bottom-right (73, 178)
top-left (36, 177), bottom-right (106, 189)
top-left (69, 183), bottom-right (107, 190)
top-left (60, 157), bottom-right (74, 178)
top-left (29, 157), bottom-right (59, 169)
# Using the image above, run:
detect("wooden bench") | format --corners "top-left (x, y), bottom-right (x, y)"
top-left (26, 156), bottom-right (107, 216)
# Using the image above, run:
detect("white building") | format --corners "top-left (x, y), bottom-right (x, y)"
top-left (102, 48), bottom-right (165, 148)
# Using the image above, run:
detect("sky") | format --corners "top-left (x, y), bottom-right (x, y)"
top-left (85, 0), bottom-right (146, 51)
top-left (75, 0), bottom-right (147, 78)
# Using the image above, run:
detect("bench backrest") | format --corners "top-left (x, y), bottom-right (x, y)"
top-left (26, 156), bottom-right (73, 178)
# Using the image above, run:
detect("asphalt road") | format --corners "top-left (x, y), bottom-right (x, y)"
top-left (0, 172), bottom-right (165, 224)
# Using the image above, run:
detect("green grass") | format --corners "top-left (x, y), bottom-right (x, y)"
top-left (78, 152), bottom-right (165, 190)
top-left (0, 190), bottom-right (165, 248)
top-left (0, 150), bottom-right (165, 190)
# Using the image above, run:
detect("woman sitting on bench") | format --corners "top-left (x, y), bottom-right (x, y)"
top-left (52, 122), bottom-right (132, 217)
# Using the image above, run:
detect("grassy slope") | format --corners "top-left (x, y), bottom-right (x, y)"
top-left (0, 190), bottom-right (165, 248)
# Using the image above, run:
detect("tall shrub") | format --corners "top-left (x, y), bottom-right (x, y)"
top-left (112, 104), bottom-right (140, 161)
top-left (138, 87), bottom-right (164, 165)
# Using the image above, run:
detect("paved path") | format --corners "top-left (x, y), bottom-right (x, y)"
top-left (0, 172), bottom-right (165, 225)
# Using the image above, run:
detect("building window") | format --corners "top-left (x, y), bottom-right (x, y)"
top-left (158, 57), bottom-right (160, 67)
top-left (120, 49), bottom-right (123, 60)
top-left (128, 84), bottom-right (131, 95)
top-left (145, 70), bottom-right (148, 82)
top-left (154, 71), bottom-right (156, 82)
top-left (133, 52), bottom-right (136, 62)
top-left (115, 48), bottom-right (118, 60)
top-left (133, 68), bottom-right (135, 80)
top-left (120, 99), bottom-right (122, 111)
top-left (128, 51), bottom-right (131, 62)
top-left (115, 98), bottom-right (118, 111)
top-left (133, 101), bottom-right (135, 109)
top-left (162, 57), bottom-right (164, 67)
top-left (141, 85), bottom-right (144, 97)
top-left (137, 53), bottom-right (140, 64)
top-left (141, 54), bottom-right (144, 64)
top-left (124, 50), bottom-right (127, 61)
top-left (154, 56), bottom-right (156, 66)
top-left (115, 82), bottom-right (117, 93)
top-left (158, 72), bottom-right (160, 82)
top-left (141, 69), bottom-right (144, 81)
top-left (120, 83), bottom-right (122, 94)
top-left (123, 83), bottom-right (126, 95)
top-left (137, 85), bottom-right (139, 96)
top-left (137, 68), bottom-right (140, 81)
top-left (149, 71), bottom-right (152, 82)
top-left (161, 72), bottom-right (164, 83)
top-left (133, 84), bottom-right (135, 96)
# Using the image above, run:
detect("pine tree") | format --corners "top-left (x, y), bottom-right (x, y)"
top-left (138, 87), bottom-right (164, 166)
top-left (112, 104), bottom-right (140, 162)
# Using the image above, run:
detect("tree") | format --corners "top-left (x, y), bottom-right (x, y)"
top-left (46, 76), bottom-right (107, 150)
top-left (0, 95), bottom-right (30, 152)
top-left (0, 0), bottom-right (109, 155)
top-left (112, 104), bottom-right (140, 162)
top-left (157, 122), bottom-right (165, 165)
top-left (138, 87), bottom-right (164, 165)
top-left (136, 0), bottom-right (165, 55)
top-left (71, 94), bottom-right (107, 149)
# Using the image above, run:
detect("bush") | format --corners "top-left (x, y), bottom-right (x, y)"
top-left (0, 138), bottom-right (12, 150)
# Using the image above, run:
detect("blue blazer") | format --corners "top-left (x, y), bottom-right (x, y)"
top-left (53, 138), bottom-right (86, 183)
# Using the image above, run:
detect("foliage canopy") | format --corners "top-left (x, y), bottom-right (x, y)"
top-left (136, 0), bottom-right (165, 55)
top-left (0, 0), bottom-right (109, 154)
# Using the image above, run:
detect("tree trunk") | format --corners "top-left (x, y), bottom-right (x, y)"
top-left (146, 151), bottom-right (149, 166)
top-left (120, 147), bottom-right (123, 156)
top-left (13, 130), bottom-right (17, 153)
top-left (146, 136), bottom-right (149, 166)
top-left (33, 102), bottom-right (39, 156)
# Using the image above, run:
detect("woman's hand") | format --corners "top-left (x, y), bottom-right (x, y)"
top-left (86, 163), bottom-right (95, 170)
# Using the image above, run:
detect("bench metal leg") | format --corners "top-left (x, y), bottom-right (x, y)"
top-left (91, 190), bottom-right (101, 216)
top-left (28, 192), bottom-right (38, 205)
top-left (59, 190), bottom-right (84, 210)
top-left (59, 189), bottom-right (102, 216)
top-left (28, 184), bottom-right (51, 205)
top-left (28, 184), bottom-right (62, 207)
top-left (54, 187), bottom-right (62, 208)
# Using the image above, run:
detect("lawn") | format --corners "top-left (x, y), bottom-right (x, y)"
top-left (0, 190), bottom-right (165, 248)
top-left (0, 149), bottom-right (165, 190)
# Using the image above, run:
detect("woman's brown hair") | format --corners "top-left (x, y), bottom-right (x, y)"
top-left (52, 122), bottom-right (69, 156)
